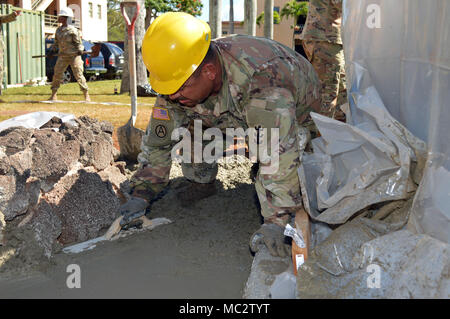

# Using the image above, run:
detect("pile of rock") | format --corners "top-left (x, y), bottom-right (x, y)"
top-left (0, 116), bottom-right (130, 267)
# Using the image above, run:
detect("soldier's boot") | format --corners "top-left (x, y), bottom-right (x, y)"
top-left (49, 90), bottom-right (58, 101)
top-left (83, 90), bottom-right (91, 102)
top-left (175, 180), bottom-right (217, 207)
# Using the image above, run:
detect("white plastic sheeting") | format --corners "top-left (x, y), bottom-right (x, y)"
top-left (299, 101), bottom-right (426, 225)
top-left (293, 0), bottom-right (449, 298)
top-left (342, 0), bottom-right (450, 243)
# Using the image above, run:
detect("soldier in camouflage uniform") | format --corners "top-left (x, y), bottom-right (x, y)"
top-left (48, 8), bottom-right (90, 102)
top-left (0, 10), bottom-right (20, 97)
top-left (120, 13), bottom-right (321, 257)
top-left (301, 0), bottom-right (346, 120)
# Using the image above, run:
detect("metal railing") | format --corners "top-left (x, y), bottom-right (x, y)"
top-left (31, 0), bottom-right (44, 10)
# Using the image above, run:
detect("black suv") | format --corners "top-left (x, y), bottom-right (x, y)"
top-left (92, 42), bottom-right (125, 79)
top-left (45, 39), bottom-right (107, 83)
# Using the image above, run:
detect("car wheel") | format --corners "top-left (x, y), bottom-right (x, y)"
top-left (88, 74), bottom-right (98, 81)
top-left (62, 70), bottom-right (72, 83)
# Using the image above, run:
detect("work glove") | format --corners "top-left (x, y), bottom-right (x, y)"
top-left (250, 223), bottom-right (291, 258)
top-left (119, 196), bottom-right (149, 227)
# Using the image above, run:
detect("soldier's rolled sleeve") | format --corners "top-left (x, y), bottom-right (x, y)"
top-left (131, 96), bottom-right (186, 193)
top-left (246, 84), bottom-right (303, 227)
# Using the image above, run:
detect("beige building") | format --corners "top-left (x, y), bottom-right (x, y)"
top-left (221, 21), bottom-right (246, 36)
top-left (255, 0), bottom-right (297, 49)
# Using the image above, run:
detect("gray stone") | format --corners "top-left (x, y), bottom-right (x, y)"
top-left (29, 200), bottom-right (62, 258)
top-left (60, 119), bottom-right (114, 170)
top-left (84, 133), bottom-right (113, 171)
top-left (44, 169), bottom-right (120, 245)
top-left (98, 165), bottom-right (131, 201)
top-left (0, 127), bottom-right (33, 156)
top-left (243, 246), bottom-right (291, 299)
top-left (30, 129), bottom-right (80, 184)
top-left (100, 121), bottom-right (114, 135)
top-left (0, 117), bottom-right (126, 263)
top-left (0, 174), bottom-right (41, 221)
top-left (9, 148), bottom-right (33, 176)
top-left (0, 146), bottom-right (11, 175)
top-left (39, 116), bottom-right (63, 130)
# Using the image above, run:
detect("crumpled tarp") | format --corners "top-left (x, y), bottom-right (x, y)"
top-left (299, 86), bottom-right (427, 224)
top-left (296, 198), bottom-right (449, 298)
top-left (295, 0), bottom-right (449, 298)
top-left (341, 0), bottom-right (450, 244)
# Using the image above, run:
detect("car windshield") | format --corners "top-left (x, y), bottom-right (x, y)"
top-left (107, 43), bottom-right (123, 56)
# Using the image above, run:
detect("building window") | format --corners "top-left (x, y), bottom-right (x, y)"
top-left (89, 2), bottom-right (93, 18)
top-left (98, 5), bottom-right (102, 19)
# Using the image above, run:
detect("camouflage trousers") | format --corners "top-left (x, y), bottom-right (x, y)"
top-left (302, 40), bottom-right (347, 119)
top-left (51, 55), bottom-right (88, 92)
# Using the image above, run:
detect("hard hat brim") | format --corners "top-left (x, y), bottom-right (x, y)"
top-left (149, 59), bottom-right (205, 96)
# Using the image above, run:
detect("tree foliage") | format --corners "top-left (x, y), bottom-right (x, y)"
top-left (107, 0), bottom-right (125, 41)
top-left (279, 0), bottom-right (309, 48)
top-left (280, 0), bottom-right (308, 27)
top-left (256, 11), bottom-right (281, 27)
top-left (107, 0), bottom-right (203, 41)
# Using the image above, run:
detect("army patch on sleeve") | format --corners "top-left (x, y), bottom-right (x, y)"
top-left (154, 125), bottom-right (168, 138)
top-left (152, 107), bottom-right (170, 120)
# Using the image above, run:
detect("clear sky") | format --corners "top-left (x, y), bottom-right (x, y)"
top-left (198, 0), bottom-right (245, 22)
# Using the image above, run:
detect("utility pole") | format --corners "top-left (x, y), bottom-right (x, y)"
top-left (264, 0), bottom-right (273, 39)
top-left (244, 0), bottom-right (257, 36)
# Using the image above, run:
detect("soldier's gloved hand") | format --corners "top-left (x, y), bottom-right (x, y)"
top-left (77, 50), bottom-right (83, 56)
top-left (119, 196), bottom-right (149, 226)
top-left (250, 223), bottom-right (291, 258)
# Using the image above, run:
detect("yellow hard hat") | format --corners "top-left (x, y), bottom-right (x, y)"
top-left (142, 12), bottom-right (211, 95)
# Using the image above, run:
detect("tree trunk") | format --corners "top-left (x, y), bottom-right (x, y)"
top-left (244, 0), bottom-right (257, 36)
top-left (145, 7), bottom-right (152, 30)
top-left (209, 0), bottom-right (222, 39)
top-left (121, 0), bottom-right (148, 94)
top-left (230, 0), bottom-right (234, 34)
top-left (264, 0), bottom-right (273, 39)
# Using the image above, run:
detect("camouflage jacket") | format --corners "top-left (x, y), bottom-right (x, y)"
top-left (136, 35), bottom-right (321, 225)
top-left (301, 0), bottom-right (343, 44)
top-left (51, 25), bottom-right (83, 57)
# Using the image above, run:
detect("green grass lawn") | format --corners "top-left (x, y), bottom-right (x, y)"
top-left (1, 80), bottom-right (156, 148)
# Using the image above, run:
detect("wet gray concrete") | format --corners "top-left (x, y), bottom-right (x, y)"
top-left (0, 173), bottom-right (261, 298)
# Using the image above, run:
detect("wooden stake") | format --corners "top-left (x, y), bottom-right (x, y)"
top-left (292, 207), bottom-right (311, 275)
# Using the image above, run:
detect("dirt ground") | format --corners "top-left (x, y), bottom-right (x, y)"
top-left (0, 158), bottom-right (262, 298)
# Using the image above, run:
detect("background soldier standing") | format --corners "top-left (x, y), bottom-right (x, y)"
top-left (0, 9), bottom-right (21, 98)
top-left (48, 7), bottom-right (90, 102)
top-left (301, 0), bottom-right (346, 120)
